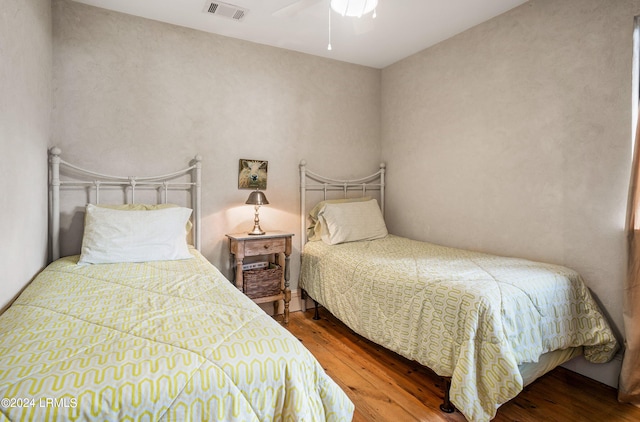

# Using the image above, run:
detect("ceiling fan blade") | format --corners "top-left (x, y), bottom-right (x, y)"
top-left (272, 0), bottom-right (323, 18)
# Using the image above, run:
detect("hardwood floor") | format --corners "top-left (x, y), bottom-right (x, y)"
top-left (285, 309), bottom-right (640, 422)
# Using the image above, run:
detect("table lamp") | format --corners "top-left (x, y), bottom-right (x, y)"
top-left (246, 190), bottom-right (269, 235)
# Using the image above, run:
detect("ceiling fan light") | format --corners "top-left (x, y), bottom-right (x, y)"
top-left (330, 0), bottom-right (378, 18)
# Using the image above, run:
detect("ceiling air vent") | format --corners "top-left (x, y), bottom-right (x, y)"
top-left (203, 1), bottom-right (248, 21)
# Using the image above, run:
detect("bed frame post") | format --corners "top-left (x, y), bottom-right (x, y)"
top-left (299, 160), bottom-right (307, 312)
top-left (192, 155), bottom-right (202, 251)
top-left (440, 377), bottom-right (455, 413)
top-left (380, 162), bottom-right (386, 217)
top-left (50, 147), bottom-right (62, 261)
top-left (300, 160), bottom-right (307, 246)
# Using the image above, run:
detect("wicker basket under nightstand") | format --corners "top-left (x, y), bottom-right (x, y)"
top-left (243, 265), bottom-right (283, 299)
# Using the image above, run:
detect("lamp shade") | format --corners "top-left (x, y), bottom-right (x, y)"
top-left (331, 0), bottom-right (378, 17)
top-left (246, 190), bottom-right (269, 206)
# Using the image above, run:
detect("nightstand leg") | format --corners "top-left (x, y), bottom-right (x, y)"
top-left (284, 288), bottom-right (291, 324)
top-left (234, 258), bottom-right (244, 291)
top-left (284, 253), bottom-right (291, 324)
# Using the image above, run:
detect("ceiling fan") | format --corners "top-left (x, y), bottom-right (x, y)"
top-left (272, 0), bottom-right (379, 51)
top-left (272, 0), bottom-right (378, 19)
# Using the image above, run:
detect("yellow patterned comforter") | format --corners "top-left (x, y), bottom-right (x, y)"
top-left (300, 235), bottom-right (618, 422)
top-left (0, 250), bottom-right (353, 421)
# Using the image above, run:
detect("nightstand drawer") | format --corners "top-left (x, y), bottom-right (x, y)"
top-left (244, 238), bottom-right (286, 256)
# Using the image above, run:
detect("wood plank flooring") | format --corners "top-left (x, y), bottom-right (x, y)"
top-left (285, 309), bottom-right (640, 422)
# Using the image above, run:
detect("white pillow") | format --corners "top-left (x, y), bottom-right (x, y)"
top-left (318, 199), bottom-right (388, 245)
top-left (96, 203), bottom-right (193, 233)
top-left (307, 197), bottom-right (371, 241)
top-left (78, 204), bottom-right (193, 264)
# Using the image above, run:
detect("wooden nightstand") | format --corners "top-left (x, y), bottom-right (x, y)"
top-left (226, 231), bottom-right (294, 324)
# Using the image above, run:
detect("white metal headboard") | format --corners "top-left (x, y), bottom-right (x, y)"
top-left (49, 147), bottom-right (202, 261)
top-left (299, 159), bottom-right (386, 247)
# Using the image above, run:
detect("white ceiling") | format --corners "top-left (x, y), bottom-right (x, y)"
top-left (71, 0), bottom-right (528, 69)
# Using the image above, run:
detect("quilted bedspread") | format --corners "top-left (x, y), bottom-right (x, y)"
top-left (0, 250), bottom-right (353, 421)
top-left (300, 235), bottom-right (618, 422)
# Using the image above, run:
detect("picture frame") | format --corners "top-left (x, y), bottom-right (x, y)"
top-left (238, 159), bottom-right (268, 190)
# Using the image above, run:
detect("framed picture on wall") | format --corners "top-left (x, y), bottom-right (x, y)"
top-left (238, 159), bottom-right (268, 190)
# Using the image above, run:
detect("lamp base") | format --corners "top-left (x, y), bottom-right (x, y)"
top-left (248, 224), bottom-right (265, 236)
top-left (248, 205), bottom-right (265, 235)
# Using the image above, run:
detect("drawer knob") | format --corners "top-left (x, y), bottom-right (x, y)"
top-left (264, 244), bottom-right (269, 249)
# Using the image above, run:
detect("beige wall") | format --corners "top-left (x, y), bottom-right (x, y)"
top-left (51, 0), bottom-right (381, 287)
top-left (0, 0), bottom-right (52, 310)
top-left (381, 0), bottom-right (640, 385)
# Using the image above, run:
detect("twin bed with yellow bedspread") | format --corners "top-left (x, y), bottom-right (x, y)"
top-left (300, 235), bottom-right (617, 421)
top-left (0, 149), bottom-right (353, 421)
top-left (298, 161), bottom-right (618, 422)
top-left (1, 250), bottom-right (353, 421)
